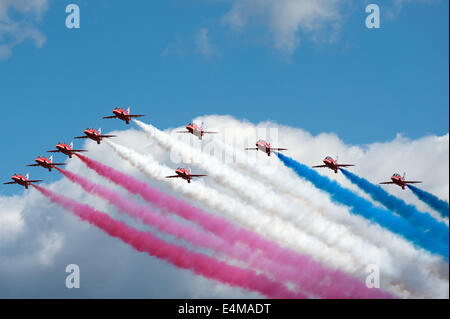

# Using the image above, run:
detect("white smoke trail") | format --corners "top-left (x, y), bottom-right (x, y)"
top-left (211, 138), bottom-right (449, 282)
top-left (105, 141), bottom-right (356, 271)
top-left (107, 138), bottom-right (447, 298)
top-left (134, 120), bottom-right (450, 297)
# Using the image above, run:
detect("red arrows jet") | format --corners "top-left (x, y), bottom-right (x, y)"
top-left (75, 128), bottom-right (116, 145)
top-left (3, 173), bottom-right (42, 189)
top-left (47, 142), bottom-right (87, 158)
top-left (176, 122), bottom-right (218, 140)
top-left (245, 139), bottom-right (287, 157)
top-left (312, 156), bottom-right (355, 173)
top-left (103, 107), bottom-right (145, 125)
top-left (380, 173), bottom-right (422, 190)
top-left (165, 167), bottom-right (207, 183)
top-left (27, 155), bottom-right (65, 172)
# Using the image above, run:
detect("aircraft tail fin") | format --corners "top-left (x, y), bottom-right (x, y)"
top-left (70, 141), bottom-right (74, 149)
top-left (99, 127), bottom-right (102, 134)
top-left (127, 107), bottom-right (130, 114)
top-left (26, 173), bottom-right (29, 180)
top-left (49, 155), bottom-right (53, 163)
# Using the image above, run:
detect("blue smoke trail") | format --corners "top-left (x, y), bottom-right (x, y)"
top-left (275, 152), bottom-right (448, 260)
top-left (407, 184), bottom-right (449, 218)
top-left (340, 169), bottom-right (448, 245)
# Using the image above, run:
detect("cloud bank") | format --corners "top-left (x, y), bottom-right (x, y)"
top-left (0, 115), bottom-right (448, 298)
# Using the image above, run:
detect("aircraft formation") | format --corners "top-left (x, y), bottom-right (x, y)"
top-left (3, 107), bottom-right (422, 189)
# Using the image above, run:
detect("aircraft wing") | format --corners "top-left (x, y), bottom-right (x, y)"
top-left (28, 180), bottom-right (43, 183)
top-left (337, 164), bottom-right (355, 167)
top-left (176, 131), bottom-right (190, 133)
top-left (103, 116), bottom-right (118, 119)
top-left (3, 181), bottom-right (16, 184)
top-left (26, 164), bottom-right (40, 167)
top-left (128, 114), bottom-right (145, 118)
top-left (379, 182), bottom-right (395, 184)
top-left (190, 175), bottom-right (208, 177)
top-left (99, 134), bottom-right (117, 138)
top-left (74, 136), bottom-right (89, 139)
top-left (312, 165), bottom-right (327, 168)
top-left (203, 131), bottom-right (218, 134)
top-left (245, 148), bottom-right (258, 150)
top-left (51, 163), bottom-right (66, 166)
top-left (71, 149), bottom-right (88, 152)
top-left (47, 150), bottom-right (60, 153)
top-left (165, 175), bottom-right (181, 178)
top-left (272, 148), bottom-right (288, 151)
top-left (405, 181), bottom-right (422, 184)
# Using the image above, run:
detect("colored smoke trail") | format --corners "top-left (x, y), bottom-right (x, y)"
top-left (407, 184), bottom-right (449, 219)
top-left (104, 143), bottom-right (367, 285)
top-left (340, 169), bottom-right (449, 245)
top-left (56, 168), bottom-right (311, 296)
top-left (132, 120), bottom-right (406, 283)
top-left (75, 154), bottom-right (391, 298)
top-left (211, 139), bottom-right (447, 280)
top-left (275, 152), bottom-right (449, 260)
top-left (105, 140), bottom-right (450, 298)
top-left (32, 184), bottom-right (301, 299)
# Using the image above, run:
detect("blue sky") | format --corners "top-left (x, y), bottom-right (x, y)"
top-left (0, 0), bottom-right (448, 196)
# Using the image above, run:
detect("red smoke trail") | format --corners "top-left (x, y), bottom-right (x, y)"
top-left (75, 154), bottom-right (392, 298)
top-left (56, 167), bottom-right (304, 293)
top-left (32, 184), bottom-right (301, 299)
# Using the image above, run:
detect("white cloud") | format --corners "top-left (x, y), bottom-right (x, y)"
top-left (222, 0), bottom-right (347, 53)
top-left (221, 0), bottom-right (438, 53)
top-left (384, 0), bottom-right (438, 20)
top-left (161, 36), bottom-right (188, 57)
top-left (195, 28), bottom-right (215, 59)
top-left (0, 195), bottom-right (25, 244)
top-left (162, 28), bottom-right (218, 59)
top-left (0, 0), bottom-right (48, 60)
top-left (36, 231), bottom-right (64, 266)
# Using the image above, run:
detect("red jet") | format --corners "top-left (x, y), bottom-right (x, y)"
top-left (380, 173), bottom-right (422, 190)
top-left (75, 128), bottom-right (116, 145)
top-left (165, 167), bottom-right (207, 183)
top-left (27, 155), bottom-right (65, 172)
top-left (312, 156), bottom-right (355, 174)
top-left (245, 139), bottom-right (287, 157)
top-left (103, 107), bottom-right (145, 125)
top-left (3, 173), bottom-right (42, 189)
top-left (176, 122), bottom-right (218, 140)
top-left (47, 142), bottom-right (87, 158)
